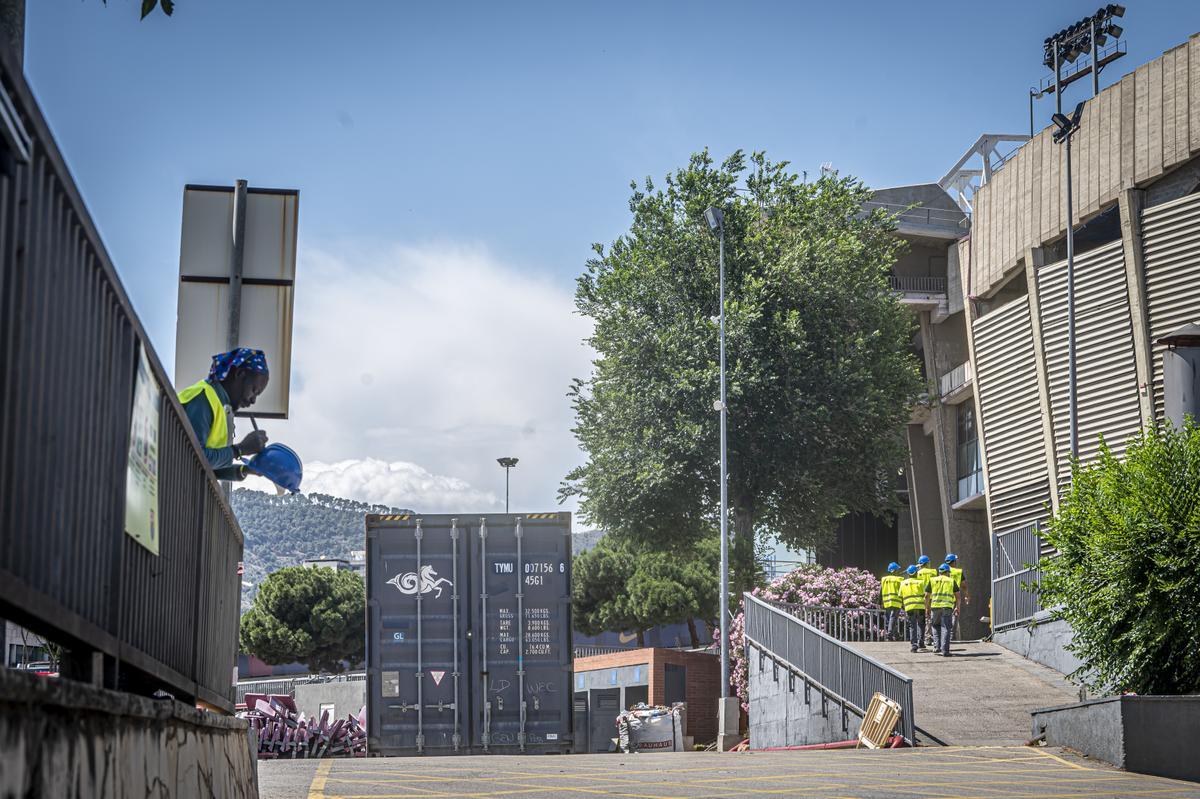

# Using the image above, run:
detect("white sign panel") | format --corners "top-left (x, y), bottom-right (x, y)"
top-left (174, 184), bottom-right (298, 418)
top-left (125, 342), bottom-right (161, 555)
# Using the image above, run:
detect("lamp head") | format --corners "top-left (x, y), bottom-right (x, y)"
top-left (497, 457), bottom-right (519, 469)
top-left (703, 206), bottom-right (724, 232)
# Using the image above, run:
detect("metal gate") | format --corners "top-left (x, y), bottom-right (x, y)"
top-left (991, 523), bottom-right (1042, 629)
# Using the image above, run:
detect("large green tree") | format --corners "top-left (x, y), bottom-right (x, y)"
top-left (573, 535), bottom-right (719, 647)
top-left (562, 150), bottom-right (921, 589)
top-left (240, 565), bottom-right (365, 673)
top-left (1038, 424), bottom-right (1200, 694)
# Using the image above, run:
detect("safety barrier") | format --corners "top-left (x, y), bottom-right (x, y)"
top-left (743, 594), bottom-right (915, 742)
top-left (236, 672), bottom-right (367, 705)
top-left (0, 42), bottom-right (243, 710)
top-left (888, 275), bottom-right (948, 294)
top-left (767, 602), bottom-right (910, 643)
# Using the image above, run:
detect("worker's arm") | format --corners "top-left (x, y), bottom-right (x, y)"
top-left (181, 394), bottom-right (235, 469)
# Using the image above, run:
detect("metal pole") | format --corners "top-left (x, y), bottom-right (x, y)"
top-left (228, 179), bottom-right (248, 350)
top-left (718, 220), bottom-right (730, 699)
top-left (1029, 90), bottom-right (1035, 139)
top-left (505, 467), bottom-right (510, 513)
top-left (1056, 47), bottom-right (1080, 461)
top-left (1090, 19), bottom-right (1100, 98)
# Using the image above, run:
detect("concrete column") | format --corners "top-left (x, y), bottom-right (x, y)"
top-left (918, 312), bottom-right (955, 554)
top-left (905, 425), bottom-right (944, 560)
top-left (1118, 188), bottom-right (1156, 425)
top-left (1023, 247), bottom-right (1061, 513)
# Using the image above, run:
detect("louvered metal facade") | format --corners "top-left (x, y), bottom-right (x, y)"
top-left (971, 297), bottom-right (1050, 534)
top-left (1036, 240), bottom-right (1142, 484)
top-left (1142, 192), bottom-right (1200, 421)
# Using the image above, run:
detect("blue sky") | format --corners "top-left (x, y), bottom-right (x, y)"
top-left (23, 1), bottom-right (1200, 514)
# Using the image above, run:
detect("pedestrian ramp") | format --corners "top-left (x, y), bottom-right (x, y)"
top-left (848, 641), bottom-right (1079, 746)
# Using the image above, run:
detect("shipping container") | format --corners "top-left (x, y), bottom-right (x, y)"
top-left (366, 513), bottom-right (573, 755)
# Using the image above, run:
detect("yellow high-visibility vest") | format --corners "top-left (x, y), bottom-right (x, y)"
top-left (900, 577), bottom-right (926, 612)
top-left (950, 566), bottom-right (964, 590)
top-left (930, 574), bottom-right (957, 609)
top-left (917, 567), bottom-right (938, 591)
top-left (881, 574), bottom-right (903, 609)
top-left (178, 380), bottom-right (229, 449)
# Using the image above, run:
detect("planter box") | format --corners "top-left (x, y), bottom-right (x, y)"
top-left (1032, 695), bottom-right (1200, 783)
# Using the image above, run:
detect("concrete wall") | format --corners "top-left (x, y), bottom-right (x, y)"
top-left (993, 618), bottom-right (1085, 677)
top-left (747, 644), bottom-right (861, 748)
top-left (293, 680), bottom-right (366, 722)
top-left (1033, 696), bottom-right (1200, 783)
top-left (0, 667), bottom-right (257, 798)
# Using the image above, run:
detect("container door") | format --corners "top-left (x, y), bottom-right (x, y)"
top-left (473, 514), bottom-right (572, 752)
top-left (369, 516), bottom-right (469, 754)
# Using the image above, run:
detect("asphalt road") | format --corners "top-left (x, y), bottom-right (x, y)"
top-left (258, 746), bottom-right (1200, 799)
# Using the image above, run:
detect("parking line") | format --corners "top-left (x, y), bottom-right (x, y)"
top-left (308, 759), bottom-right (333, 799)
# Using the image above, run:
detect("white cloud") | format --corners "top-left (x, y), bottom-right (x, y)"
top-left (242, 457), bottom-right (499, 512)
top-left (236, 241), bottom-right (594, 516)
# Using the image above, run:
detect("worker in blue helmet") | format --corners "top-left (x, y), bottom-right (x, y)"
top-left (929, 563), bottom-right (960, 656)
top-left (899, 565), bottom-right (929, 652)
top-left (178, 348), bottom-right (270, 481)
top-left (880, 563), bottom-right (904, 641)
top-left (945, 553), bottom-right (968, 613)
top-left (915, 555), bottom-right (939, 647)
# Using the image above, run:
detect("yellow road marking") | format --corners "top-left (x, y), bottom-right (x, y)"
top-left (308, 759), bottom-right (333, 799)
top-left (1032, 747), bottom-right (1093, 770)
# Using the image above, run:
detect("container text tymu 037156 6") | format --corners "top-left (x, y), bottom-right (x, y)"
top-left (365, 513), bottom-right (573, 755)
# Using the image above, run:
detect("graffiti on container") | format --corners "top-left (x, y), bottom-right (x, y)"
top-left (526, 680), bottom-right (556, 695)
top-left (490, 679), bottom-right (511, 693)
top-left (387, 565), bottom-right (453, 598)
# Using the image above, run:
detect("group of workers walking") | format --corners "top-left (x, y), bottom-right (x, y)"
top-left (880, 554), bottom-right (967, 657)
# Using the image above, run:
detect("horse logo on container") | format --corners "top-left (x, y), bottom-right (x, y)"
top-left (387, 565), bottom-right (453, 598)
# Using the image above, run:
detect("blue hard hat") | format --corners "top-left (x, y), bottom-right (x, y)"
top-left (945, 553), bottom-right (958, 563)
top-left (245, 443), bottom-right (303, 493)
top-left (917, 555), bottom-right (930, 566)
top-left (906, 565), bottom-right (918, 576)
top-left (938, 562), bottom-right (950, 573)
top-left (887, 562), bottom-right (900, 573)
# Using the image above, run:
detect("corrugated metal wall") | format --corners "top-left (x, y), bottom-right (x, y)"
top-left (1036, 240), bottom-right (1141, 484)
top-left (1142, 191), bottom-right (1200, 420)
top-left (971, 297), bottom-right (1050, 533)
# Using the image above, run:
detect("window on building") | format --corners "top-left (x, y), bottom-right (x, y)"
top-left (956, 404), bottom-right (984, 501)
top-left (319, 702), bottom-right (336, 719)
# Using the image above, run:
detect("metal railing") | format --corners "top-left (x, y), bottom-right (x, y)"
top-left (992, 524), bottom-right (1042, 629)
top-left (573, 644), bottom-right (641, 659)
top-left (889, 275), bottom-right (948, 294)
top-left (863, 200), bottom-right (968, 228)
top-left (939, 361), bottom-right (973, 397)
top-left (743, 595), bottom-right (915, 742)
top-left (766, 602), bottom-right (909, 643)
top-left (0, 42), bottom-right (243, 710)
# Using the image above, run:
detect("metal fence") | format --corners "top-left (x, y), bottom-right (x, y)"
top-left (573, 644), bottom-right (639, 659)
top-left (767, 602), bottom-right (909, 643)
top-left (992, 523), bottom-right (1042, 630)
top-left (862, 200), bottom-right (967, 228)
top-left (743, 595), bottom-right (915, 743)
top-left (0, 43), bottom-right (243, 710)
top-left (237, 672), bottom-right (366, 705)
top-left (888, 275), bottom-right (948, 294)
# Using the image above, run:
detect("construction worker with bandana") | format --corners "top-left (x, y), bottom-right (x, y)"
top-left (916, 555), bottom-right (939, 647)
top-left (929, 562), bottom-right (960, 656)
top-left (178, 348), bottom-right (270, 481)
top-left (880, 562), bottom-right (904, 641)
top-left (899, 565), bottom-right (929, 652)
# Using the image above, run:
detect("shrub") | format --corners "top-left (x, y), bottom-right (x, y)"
top-left (1038, 424), bottom-right (1200, 694)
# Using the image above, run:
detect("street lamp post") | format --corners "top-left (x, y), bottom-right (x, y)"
top-left (497, 457), bottom-right (518, 513)
top-left (1041, 4), bottom-right (1125, 460)
top-left (703, 206), bottom-right (730, 703)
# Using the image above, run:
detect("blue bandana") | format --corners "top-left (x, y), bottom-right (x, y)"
top-left (208, 348), bottom-right (269, 382)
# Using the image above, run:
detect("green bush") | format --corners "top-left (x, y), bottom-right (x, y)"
top-left (1038, 423), bottom-right (1200, 694)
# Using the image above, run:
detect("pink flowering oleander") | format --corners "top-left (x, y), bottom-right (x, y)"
top-left (722, 564), bottom-right (882, 712)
